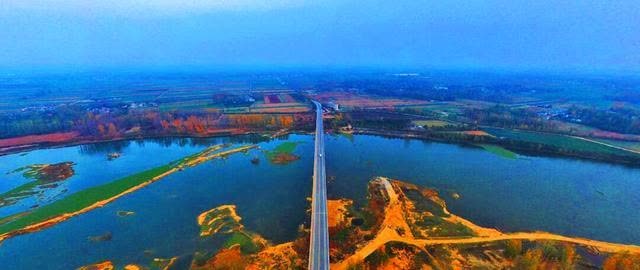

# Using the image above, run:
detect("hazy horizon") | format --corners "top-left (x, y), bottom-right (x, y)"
top-left (2, 0), bottom-right (639, 73)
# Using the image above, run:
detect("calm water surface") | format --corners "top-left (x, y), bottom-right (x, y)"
top-left (1, 134), bottom-right (639, 269)
top-left (326, 135), bottom-right (640, 245)
top-left (0, 135), bottom-right (313, 269)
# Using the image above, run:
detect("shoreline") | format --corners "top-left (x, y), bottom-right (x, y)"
top-left (333, 177), bottom-right (640, 269)
top-left (0, 144), bottom-right (257, 243)
top-left (4, 127), bottom-right (638, 168)
top-left (350, 127), bottom-right (640, 167)
top-left (0, 129), bottom-right (305, 157)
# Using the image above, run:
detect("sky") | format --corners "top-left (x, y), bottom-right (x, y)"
top-left (1, 0), bottom-right (639, 72)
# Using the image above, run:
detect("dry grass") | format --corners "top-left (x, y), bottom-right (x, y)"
top-left (0, 132), bottom-right (79, 147)
top-left (327, 199), bottom-right (352, 228)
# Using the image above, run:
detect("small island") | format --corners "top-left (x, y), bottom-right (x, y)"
top-left (265, 142), bottom-right (301, 165)
top-left (15, 162), bottom-right (76, 183)
top-left (0, 144), bottom-right (257, 243)
top-left (78, 176), bottom-right (640, 269)
top-left (1, 162), bottom-right (76, 207)
top-left (107, 152), bottom-right (121, 161)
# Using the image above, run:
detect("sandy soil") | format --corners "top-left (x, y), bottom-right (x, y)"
top-left (77, 261), bottom-right (114, 270)
top-left (198, 205), bottom-right (243, 237)
top-left (247, 242), bottom-right (303, 270)
top-left (202, 245), bottom-right (246, 269)
top-left (333, 177), bottom-right (640, 269)
top-left (327, 199), bottom-right (352, 228)
top-left (463, 130), bottom-right (492, 137)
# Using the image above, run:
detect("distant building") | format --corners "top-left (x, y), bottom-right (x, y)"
top-left (325, 101), bottom-right (340, 111)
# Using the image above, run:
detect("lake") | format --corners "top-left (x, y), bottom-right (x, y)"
top-left (1, 134), bottom-right (639, 269)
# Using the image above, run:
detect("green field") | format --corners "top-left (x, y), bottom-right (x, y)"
top-left (158, 101), bottom-right (220, 111)
top-left (224, 232), bottom-right (261, 254)
top-left (483, 128), bottom-right (638, 157)
top-left (400, 104), bottom-right (463, 117)
top-left (412, 120), bottom-right (452, 128)
top-left (594, 138), bottom-right (640, 152)
top-left (477, 144), bottom-right (518, 159)
top-left (265, 142), bottom-right (300, 157)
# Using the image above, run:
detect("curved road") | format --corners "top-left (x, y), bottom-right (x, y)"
top-left (309, 100), bottom-right (330, 270)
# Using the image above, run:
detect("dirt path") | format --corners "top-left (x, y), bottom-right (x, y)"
top-left (570, 135), bottom-right (640, 155)
top-left (332, 177), bottom-right (414, 269)
top-left (412, 232), bottom-right (640, 254)
top-left (332, 177), bottom-right (640, 270)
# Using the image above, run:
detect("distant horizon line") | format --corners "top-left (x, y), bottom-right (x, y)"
top-left (0, 64), bottom-right (638, 78)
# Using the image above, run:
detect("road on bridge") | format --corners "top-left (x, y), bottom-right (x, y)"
top-left (308, 100), bottom-right (330, 270)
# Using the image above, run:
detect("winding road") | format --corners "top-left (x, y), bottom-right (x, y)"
top-left (308, 100), bottom-right (330, 270)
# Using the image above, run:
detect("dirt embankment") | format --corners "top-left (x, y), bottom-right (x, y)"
top-left (333, 177), bottom-right (640, 269)
top-left (0, 129), bottom-right (257, 156)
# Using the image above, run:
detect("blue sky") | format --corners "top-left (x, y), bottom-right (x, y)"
top-left (1, 0), bottom-right (638, 72)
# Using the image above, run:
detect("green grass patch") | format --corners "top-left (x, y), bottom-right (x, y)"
top-left (416, 216), bottom-right (476, 237)
top-left (272, 141), bottom-right (299, 154)
top-left (478, 144), bottom-right (517, 159)
top-left (412, 120), bottom-right (451, 127)
top-left (364, 247), bottom-right (390, 267)
top-left (346, 204), bottom-right (377, 230)
top-left (199, 208), bottom-right (240, 236)
top-left (594, 138), bottom-right (640, 152)
top-left (265, 141), bottom-right (301, 160)
top-left (223, 232), bottom-right (259, 254)
top-left (484, 127), bottom-right (639, 157)
top-left (402, 188), bottom-right (449, 218)
top-left (158, 101), bottom-right (218, 111)
top-left (0, 149), bottom-right (205, 236)
top-left (331, 227), bottom-right (351, 245)
top-left (0, 181), bottom-right (39, 201)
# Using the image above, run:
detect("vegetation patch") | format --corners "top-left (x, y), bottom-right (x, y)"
top-left (1, 162), bottom-right (76, 207)
top-left (484, 127), bottom-right (638, 157)
top-left (265, 141), bottom-right (302, 164)
top-left (594, 138), bottom-right (640, 152)
top-left (0, 145), bottom-right (253, 239)
top-left (224, 232), bottom-right (260, 254)
top-left (401, 188), bottom-right (449, 218)
top-left (11, 162), bottom-right (75, 183)
top-left (416, 216), bottom-right (475, 237)
top-left (0, 163), bottom-right (174, 236)
top-left (412, 120), bottom-right (451, 128)
top-left (477, 144), bottom-right (518, 159)
top-left (198, 205), bottom-right (243, 237)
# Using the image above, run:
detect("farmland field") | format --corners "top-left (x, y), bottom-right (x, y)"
top-left (594, 138), bottom-right (640, 152)
top-left (483, 127), bottom-right (639, 157)
top-left (412, 120), bottom-right (452, 127)
top-left (477, 144), bottom-right (518, 159)
top-left (313, 91), bottom-right (429, 110)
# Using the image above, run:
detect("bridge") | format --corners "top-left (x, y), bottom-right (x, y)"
top-left (308, 100), bottom-right (330, 270)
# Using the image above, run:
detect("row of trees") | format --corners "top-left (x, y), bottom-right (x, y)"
top-left (565, 106), bottom-right (640, 135)
top-left (1, 107), bottom-right (315, 140)
top-left (0, 106), bottom-right (84, 138)
top-left (464, 106), bottom-right (561, 132)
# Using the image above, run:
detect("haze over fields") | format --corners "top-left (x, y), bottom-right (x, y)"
top-left (1, 0), bottom-right (639, 72)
